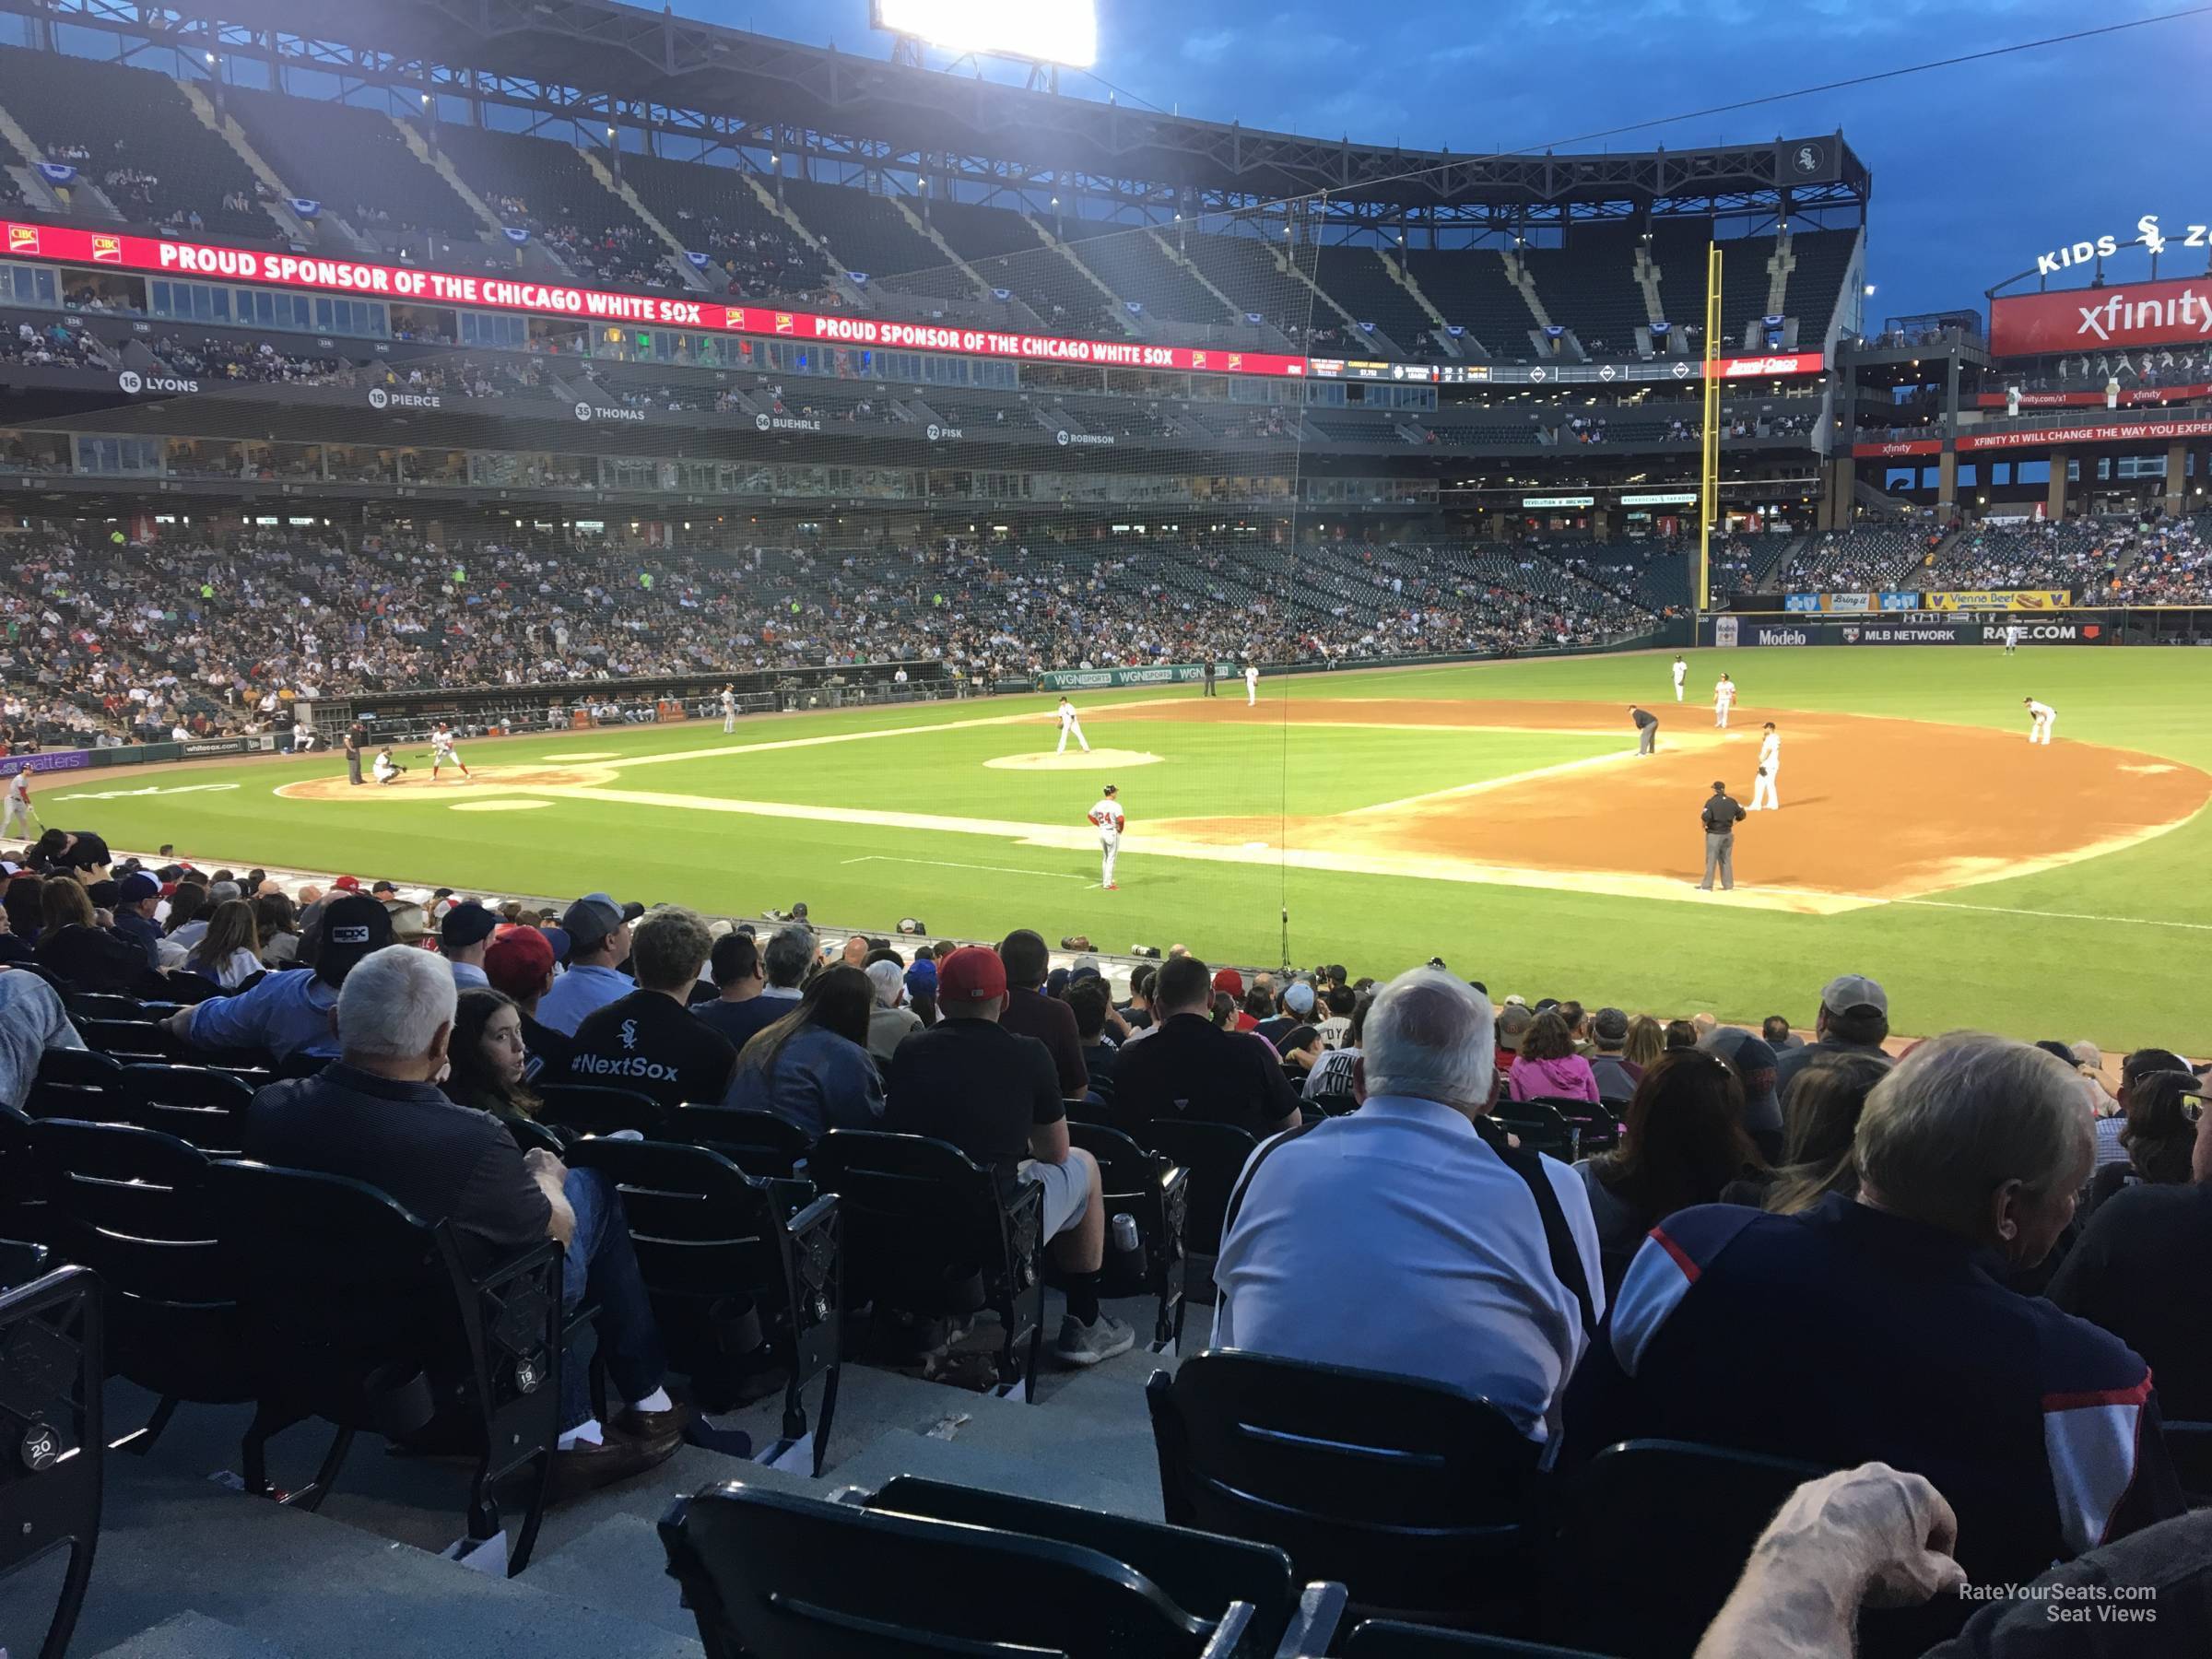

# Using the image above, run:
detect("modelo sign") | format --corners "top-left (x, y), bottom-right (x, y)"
top-left (1992, 275), bottom-right (2212, 357)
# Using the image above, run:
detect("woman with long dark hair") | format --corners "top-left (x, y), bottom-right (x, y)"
top-left (186, 899), bottom-right (263, 989)
top-left (724, 963), bottom-right (882, 1137)
top-left (161, 882), bottom-right (206, 938)
top-left (1756, 1051), bottom-right (1892, 1215)
top-left (1576, 1050), bottom-right (1767, 1293)
top-left (33, 877), bottom-right (146, 993)
top-left (443, 987), bottom-right (543, 1123)
top-left (2083, 1069), bottom-right (2201, 1218)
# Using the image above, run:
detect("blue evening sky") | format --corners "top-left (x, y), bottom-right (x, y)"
top-left (677, 1), bottom-right (2212, 322)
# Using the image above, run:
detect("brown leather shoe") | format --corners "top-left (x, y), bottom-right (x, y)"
top-left (612, 1399), bottom-right (695, 1442)
top-left (547, 1423), bottom-right (681, 1502)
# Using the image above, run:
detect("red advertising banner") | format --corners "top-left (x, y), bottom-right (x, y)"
top-left (1851, 438), bottom-right (1943, 457)
top-left (1975, 382), bottom-right (2212, 409)
top-left (1958, 417), bottom-right (2212, 453)
top-left (1715, 351), bottom-right (1824, 378)
top-left (0, 218), bottom-right (1311, 380)
top-left (1990, 276), bottom-right (2212, 358)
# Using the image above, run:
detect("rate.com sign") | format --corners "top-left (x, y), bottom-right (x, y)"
top-left (0, 218), bottom-right (1308, 380)
top-left (1991, 276), bottom-right (2212, 356)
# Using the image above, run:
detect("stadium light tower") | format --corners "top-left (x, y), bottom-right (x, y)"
top-left (871, 0), bottom-right (1099, 92)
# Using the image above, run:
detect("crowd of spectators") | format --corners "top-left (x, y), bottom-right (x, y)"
top-left (3, 320), bottom-right (97, 369)
top-left (149, 334), bottom-right (342, 385)
top-left (1926, 517), bottom-right (2127, 594)
top-left (2109, 514), bottom-right (2212, 605)
top-left (4, 831), bottom-right (2208, 1650)
top-left (0, 525), bottom-right (1663, 740)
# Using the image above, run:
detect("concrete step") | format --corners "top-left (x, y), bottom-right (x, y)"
top-left (90, 1610), bottom-right (295, 1659)
top-left (10, 1457), bottom-right (702, 1659)
top-left (528, 1512), bottom-right (696, 1638)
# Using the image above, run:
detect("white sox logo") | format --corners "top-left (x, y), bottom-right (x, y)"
top-left (1791, 144), bottom-right (1823, 176)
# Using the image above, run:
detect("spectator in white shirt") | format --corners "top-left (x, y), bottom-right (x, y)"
top-left (1214, 967), bottom-right (1604, 1442)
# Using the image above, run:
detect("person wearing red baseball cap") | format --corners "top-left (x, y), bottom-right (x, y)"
top-left (885, 946), bottom-right (1135, 1368)
top-left (484, 925), bottom-right (571, 1080)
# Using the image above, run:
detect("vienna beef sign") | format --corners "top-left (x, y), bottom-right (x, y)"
top-left (0, 218), bottom-right (1307, 380)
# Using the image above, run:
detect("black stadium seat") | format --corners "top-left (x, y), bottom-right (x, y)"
top-left (1066, 1121), bottom-right (1188, 1349)
top-left (206, 1160), bottom-right (566, 1575)
top-left (535, 1083), bottom-right (668, 1138)
top-left (23, 1120), bottom-right (271, 1465)
top-left (119, 1063), bottom-right (255, 1157)
top-left (856, 1476), bottom-right (1338, 1654)
top-left (561, 1138), bottom-right (841, 1471)
top-left (1148, 1349), bottom-right (1541, 1626)
top-left (26, 1050), bottom-right (128, 1124)
top-left (672, 1103), bottom-right (812, 1180)
top-left (660, 1477), bottom-right (1303, 1658)
top-left (1489, 1100), bottom-right (1574, 1162)
top-left (1130, 1119), bottom-right (1256, 1261)
top-left (0, 1265), bottom-right (103, 1659)
top-left (808, 1130), bottom-right (1046, 1401)
top-left (1545, 1440), bottom-right (1830, 1657)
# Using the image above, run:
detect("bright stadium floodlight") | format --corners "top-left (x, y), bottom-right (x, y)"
top-left (872, 0), bottom-right (1099, 69)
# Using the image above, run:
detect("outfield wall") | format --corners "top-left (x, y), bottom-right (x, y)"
top-left (1700, 608), bottom-right (2212, 648)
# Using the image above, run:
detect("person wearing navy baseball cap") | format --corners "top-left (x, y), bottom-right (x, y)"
top-left (440, 901), bottom-right (499, 990)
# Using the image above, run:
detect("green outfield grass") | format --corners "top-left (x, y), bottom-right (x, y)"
top-left (29, 644), bottom-right (2212, 1052)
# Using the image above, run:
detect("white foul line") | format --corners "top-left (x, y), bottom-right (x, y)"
top-left (841, 855), bottom-right (1090, 882)
top-left (1882, 898), bottom-right (2212, 933)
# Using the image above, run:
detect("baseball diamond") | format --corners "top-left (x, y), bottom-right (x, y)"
top-left (53, 645), bottom-right (2212, 1051)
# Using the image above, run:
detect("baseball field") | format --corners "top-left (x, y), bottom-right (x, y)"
top-left (33, 644), bottom-right (2212, 1052)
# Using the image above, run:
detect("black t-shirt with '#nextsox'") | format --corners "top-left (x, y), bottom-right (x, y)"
top-left (566, 988), bottom-right (736, 1112)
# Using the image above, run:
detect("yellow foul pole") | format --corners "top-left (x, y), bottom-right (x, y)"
top-left (1698, 242), bottom-right (1723, 615)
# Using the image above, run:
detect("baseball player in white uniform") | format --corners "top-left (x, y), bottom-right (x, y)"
top-left (2024, 696), bottom-right (2055, 745)
top-left (1088, 783), bottom-right (1124, 889)
top-left (429, 723), bottom-right (471, 782)
top-left (1713, 673), bottom-right (1736, 729)
top-left (721, 684), bottom-right (737, 733)
top-left (1055, 696), bottom-right (1089, 755)
top-left (2003, 623), bottom-right (2020, 655)
top-left (372, 747), bottom-right (403, 785)
top-left (1, 768), bottom-right (33, 838)
top-left (1244, 662), bottom-right (1259, 706)
top-left (1750, 722), bottom-right (1781, 811)
top-left (1671, 655), bottom-right (1688, 702)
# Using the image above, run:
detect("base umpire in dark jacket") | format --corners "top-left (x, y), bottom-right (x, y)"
top-left (1699, 781), bottom-right (1746, 891)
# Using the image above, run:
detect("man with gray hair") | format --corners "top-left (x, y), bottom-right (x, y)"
top-left (245, 945), bottom-right (688, 1495)
top-left (1566, 1030), bottom-right (2183, 1588)
top-left (1212, 967), bottom-right (1603, 1443)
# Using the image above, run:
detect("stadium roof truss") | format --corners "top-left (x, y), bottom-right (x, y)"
top-left (6, 0), bottom-right (1868, 232)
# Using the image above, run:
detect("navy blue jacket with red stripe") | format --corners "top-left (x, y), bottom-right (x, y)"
top-left (1561, 1193), bottom-right (2183, 1587)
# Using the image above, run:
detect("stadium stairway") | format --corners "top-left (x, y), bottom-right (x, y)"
top-left (1500, 248), bottom-right (1561, 359)
top-left (0, 98), bottom-right (121, 222)
top-left (0, 1286), bottom-right (1188, 1658)
top-left (393, 118), bottom-right (512, 247)
top-left (888, 195), bottom-right (990, 300)
top-left (1382, 249), bottom-right (1454, 353)
top-left (171, 81), bottom-right (324, 246)
top-left (1022, 212), bottom-right (1143, 337)
top-left (576, 147), bottom-right (712, 293)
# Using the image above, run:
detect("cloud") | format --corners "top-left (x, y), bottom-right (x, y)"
top-left (1182, 29), bottom-right (1236, 65)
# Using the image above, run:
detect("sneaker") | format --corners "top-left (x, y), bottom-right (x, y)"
top-left (1105, 882), bottom-right (1119, 890)
top-left (1053, 1312), bottom-right (1136, 1368)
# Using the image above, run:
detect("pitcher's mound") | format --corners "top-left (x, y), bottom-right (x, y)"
top-left (984, 747), bottom-right (1164, 772)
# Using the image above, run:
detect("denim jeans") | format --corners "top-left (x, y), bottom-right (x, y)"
top-left (559, 1167), bottom-right (667, 1431)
